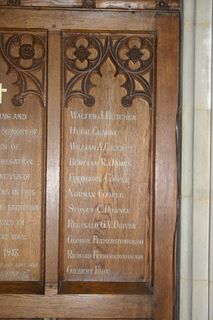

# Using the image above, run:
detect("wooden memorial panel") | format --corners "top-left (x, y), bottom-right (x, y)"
top-left (0, 6), bottom-right (179, 320)
top-left (0, 31), bottom-right (46, 293)
top-left (59, 32), bottom-right (154, 293)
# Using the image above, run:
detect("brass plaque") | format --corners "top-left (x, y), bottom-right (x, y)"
top-left (0, 32), bottom-right (46, 281)
top-left (60, 33), bottom-right (154, 282)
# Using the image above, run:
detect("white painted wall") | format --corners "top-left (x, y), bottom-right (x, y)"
top-left (180, 0), bottom-right (213, 319)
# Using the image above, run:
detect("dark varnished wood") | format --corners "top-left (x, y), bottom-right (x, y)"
top-left (0, 5), bottom-right (179, 320)
top-left (0, 281), bottom-right (43, 294)
top-left (59, 281), bottom-right (153, 294)
top-left (0, 287), bottom-right (152, 318)
top-left (153, 13), bottom-right (179, 320)
top-left (45, 31), bottom-right (61, 285)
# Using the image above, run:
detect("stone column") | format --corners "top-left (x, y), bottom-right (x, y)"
top-left (180, 0), bottom-right (213, 319)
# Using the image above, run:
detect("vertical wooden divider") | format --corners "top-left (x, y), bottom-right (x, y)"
top-left (153, 14), bottom-right (179, 319)
top-left (45, 31), bottom-right (61, 288)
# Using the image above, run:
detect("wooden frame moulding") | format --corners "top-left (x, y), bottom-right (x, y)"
top-left (0, 0), bottom-right (180, 11)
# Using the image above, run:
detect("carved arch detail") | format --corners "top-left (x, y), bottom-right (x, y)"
top-left (82, 0), bottom-right (96, 8)
top-left (7, 0), bottom-right (21, 6)
top-left (156, 0), bottom-right (169, 9)
top-left (0, 32), bottom-right (46, 107)
top-left (63, 33), bottom-right (154, 108)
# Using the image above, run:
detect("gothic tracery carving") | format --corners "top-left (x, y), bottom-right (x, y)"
top-left (0, 32), bottom-right (46, 107)
top-left (7, 0), bottom-right (21, 6)
top-left (63, 34), bottom-right (154, 108)
top-left (82, 0), bottom-right (96, 8)
top-left (156, 0), bottom-right (169, 9)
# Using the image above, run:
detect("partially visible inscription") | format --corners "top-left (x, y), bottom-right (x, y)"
top-left (0, 173), bottom-right (31, 181)
top-left (0, 188), bottom-right (36, 196)
top-left (70, 126), bottom-right (117, 137)
top-left (70, 110), bottom-right (137, 121)
top-left (66, 266), bottom-right (109, 275)
top-left (0, 113), bottom-right (27, 120)
top-left (67, 250), bottom-right (143, 260)
top-left (0, 159), bottom-right (33, 165)
top-left (0, 219), bottom-right (23, 226)
top-left (0, 144), bottom-right (20, 150)
top-left (68, 205), bottom-right (131, 214)
top-left (69, 158), bottom-right (131, 168)
top-left (1, 128), bottom-right (38, 136)
top-left (69, 190), bottom-right (124, 199)
top-left (70, 142), bottom-right (133, 152)
top-left (0, 32), bottom-right (46, 283)
top-left (67, 236), bottom-right (144, 245)
top-left (0, 233), bottom-right (27, 241)
top-left (69, 174), bottom-right (130, 185)
top-left (62, 32), bottom-right (153, 283)
top-left (0, 108), bottom-right (43, 281)
top-left (0, 204), bottom-right (39, 212)
top-left (67, 219), bottom-right (137, 230)
top-left (62, 105), bottom-right (150, 281)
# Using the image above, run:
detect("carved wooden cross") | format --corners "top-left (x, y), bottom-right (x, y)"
top-left (0, 83), bottom-right (7, 104)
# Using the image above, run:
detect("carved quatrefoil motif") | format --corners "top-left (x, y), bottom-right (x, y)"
top-left (64, 34), bottom-right (154, 108)
top-left (82, 0), bottom-right (96, 8)
top-left (126, 46), bottom-right (144, 64)
top-left (74, 45), bottom-right (91, 63)
top-left (19, 44), bottom-right (35, 60)
top-left (156, 0), bottom-right (169, 9)
top-left (7, 0), bottom-right (21, 6)
top-left (0, 32), bottom-right (46, 107)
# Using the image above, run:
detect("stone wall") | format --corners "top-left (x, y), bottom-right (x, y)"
top-left (180, 0), bottom-right (213, 319)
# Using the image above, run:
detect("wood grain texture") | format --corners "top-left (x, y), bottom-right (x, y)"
top-left (60, 32), bottom-right (154, 289)
top-left (0, 30), bottom-right (47, 292)
top-left (0, 0), bottom-right (180, 10)
top-left (152, 13), bottom-right (179, 320)
top-left (0, 7), bottom-right (179, 320)
top-left (0, 8), bottom-right (155, 31)
top-left (45, 31), bottom-right (61, 285)
top-left (59, 281), bottom-right (153, 294)
top-left (0, 287), bottom-right (152, 318)
top-left (0, 281), bottom-right (43, 294)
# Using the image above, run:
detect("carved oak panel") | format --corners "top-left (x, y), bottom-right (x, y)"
top-left (0, 31), bottom-right (46, 292)
top-left (60, 32), bottom-right (155, 288)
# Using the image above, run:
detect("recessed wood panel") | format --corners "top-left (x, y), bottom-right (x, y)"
top-left (59, 32), bottom-right (154, 289)
top-left (0, 31), bottom-right (46, 292)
